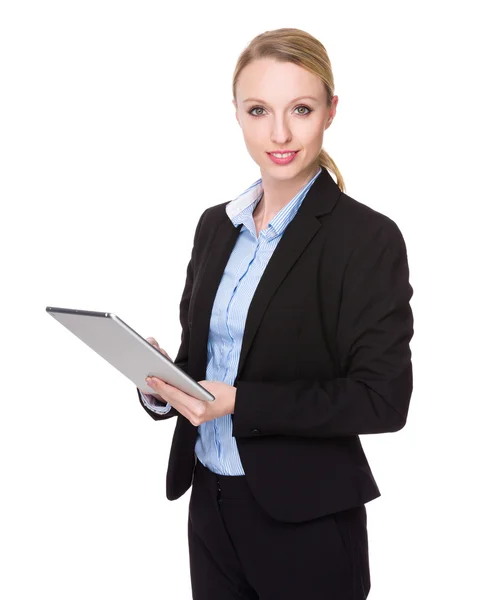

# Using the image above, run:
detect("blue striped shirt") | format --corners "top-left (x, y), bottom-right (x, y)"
top-left (141, 166), bottom-right (323, 475)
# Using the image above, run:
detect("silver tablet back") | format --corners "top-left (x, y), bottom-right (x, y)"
top-left (46, 306), bottom-right (215, 402)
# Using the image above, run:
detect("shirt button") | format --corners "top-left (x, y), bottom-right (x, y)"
top-left (251, 428), bottom-right (260, 435)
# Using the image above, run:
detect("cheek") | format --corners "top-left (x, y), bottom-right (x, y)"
top-left (301, 126), bottom-right (326, 149)
top-left (242, 128), bottom-right (265, 152)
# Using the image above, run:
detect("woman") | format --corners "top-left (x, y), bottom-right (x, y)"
top-left (137, 27), bottom-right (414, 600)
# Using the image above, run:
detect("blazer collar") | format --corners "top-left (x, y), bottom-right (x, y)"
top-left (189, 166), bottom-right (342, 382)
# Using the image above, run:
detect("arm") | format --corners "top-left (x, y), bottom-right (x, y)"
top-left (137, 209), bottom-right (207, 422)
top-left (232, 221), bottom-right (414, 439)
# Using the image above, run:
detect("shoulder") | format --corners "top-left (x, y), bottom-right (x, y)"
top-left (201, 200), bottom-right (230, 221)
top-left (195, 198), bottom-right (237, 232)
top-left (334, 191), bottom-right (408, 253)
top-left (191, 201), bottom-right (230, 246)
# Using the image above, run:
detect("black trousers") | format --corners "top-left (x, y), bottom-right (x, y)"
top-left (187, 458), bottom-right (371, 599)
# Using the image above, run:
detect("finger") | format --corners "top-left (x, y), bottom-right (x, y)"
top-left (153, 346), bottom-right (172, 361)
top-left (148, 378), bottom-right (172, 397)
top-left (149, 379), bottom-right (204, 415)
top-left (146, 338), bottom-right (172, 360)
top-left (147, 382), bottom-right (192, 419)
top-left (150, 381), bottom-right (205, 426)
top-left (147, 378), bottom-right (174, 400)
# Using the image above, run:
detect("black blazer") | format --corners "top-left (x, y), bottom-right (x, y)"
top-left (137, 167), bottom-right (414, 523)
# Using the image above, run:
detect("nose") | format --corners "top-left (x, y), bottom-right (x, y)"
top-left (270, 116), bottom-right (293, 145)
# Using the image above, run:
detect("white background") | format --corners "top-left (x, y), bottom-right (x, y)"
top-left (1, 1), bottom-right (487, 598)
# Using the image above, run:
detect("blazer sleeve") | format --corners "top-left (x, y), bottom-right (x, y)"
top-left (232, 220), bottom-right (414, 438)
top-left (137, 208), bottom-right (207, 421)
top-left (139, 390), bottom-right (173, 414)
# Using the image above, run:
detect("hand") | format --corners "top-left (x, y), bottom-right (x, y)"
top-left (145, 337), bottom-right (172, 361)
top-left (137, 337), bottom-right (173, 402)
top-left (145, 377), bottom-right (236, 427)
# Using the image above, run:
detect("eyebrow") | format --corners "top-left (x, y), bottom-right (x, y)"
top-left (242, 95), bottom-right (320, 104)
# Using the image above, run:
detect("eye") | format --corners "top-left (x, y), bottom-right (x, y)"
top-left (248, 105), bottom-right (313, 117)
top-left (249, 106), bottom-right (265, 117)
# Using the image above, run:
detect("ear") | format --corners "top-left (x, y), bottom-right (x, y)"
top-left (233, 99), bottom-right (241, 127)
top-left (325, 95), bottom-right (339, 130)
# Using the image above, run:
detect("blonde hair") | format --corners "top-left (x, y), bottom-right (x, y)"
top-left (232, 27), bottom-right (345, 192)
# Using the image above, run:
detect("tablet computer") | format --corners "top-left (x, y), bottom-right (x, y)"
top-left (45, 306), bottom-right (215, 403)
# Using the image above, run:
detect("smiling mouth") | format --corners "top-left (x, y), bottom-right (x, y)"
top-left (267, 151), bottom-right (298, 157)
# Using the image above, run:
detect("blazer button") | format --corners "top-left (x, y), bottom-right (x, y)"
top-left (251, 428), bottom-right (260, 435)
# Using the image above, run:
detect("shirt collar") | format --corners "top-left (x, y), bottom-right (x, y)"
top-left (225, 167), bottom-right (323, 239)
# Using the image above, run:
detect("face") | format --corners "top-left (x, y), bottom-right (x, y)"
top-left (233, 58), bottom-right (338, 183)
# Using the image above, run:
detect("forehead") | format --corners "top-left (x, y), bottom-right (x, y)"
top-left (236, 59), bottom-right (324, 103)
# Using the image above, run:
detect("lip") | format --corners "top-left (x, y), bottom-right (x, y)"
top-left (267, 150), bottom-right (299, 165)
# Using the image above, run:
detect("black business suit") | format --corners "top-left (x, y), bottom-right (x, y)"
top-left (137, 166), bottom-right (414, 597)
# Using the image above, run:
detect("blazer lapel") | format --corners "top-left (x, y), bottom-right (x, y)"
top-left (236, 212), bottom-right (321, 380)
top-left (189, 217), bottom-right (241, 380)
top-left (189, 167), bottom-right (341, 382)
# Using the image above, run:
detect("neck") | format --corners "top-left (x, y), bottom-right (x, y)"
top-left (255, 163), bottom-right (320, 220)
